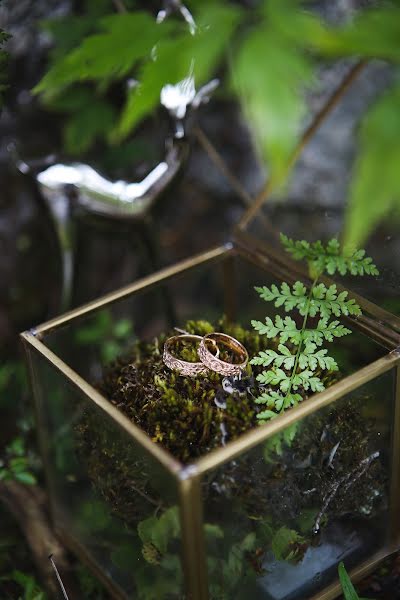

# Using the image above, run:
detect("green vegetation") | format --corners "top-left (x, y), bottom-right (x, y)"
top-left (34, 0), bottom-right (400, 246)
top-left (251, 235), bottom-right (378, 422)
top-left (338, 562), bottom-right (372, 600)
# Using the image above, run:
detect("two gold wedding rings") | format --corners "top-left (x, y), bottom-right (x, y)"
top-left (163, 332), bottom-right (249, 377)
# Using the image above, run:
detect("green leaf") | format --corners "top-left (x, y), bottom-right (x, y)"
top-left (35, 13), bottom-right (167, 95)
top-left (252, 315), bottom-right (302, 345)
top-left (232, 0), bottom-right (320, 183)
top-left (251, 344), bottom-right (295, 370)
top-left (344, 84), bottom-right (400, 248)
top-left (271, 527), bottom-right (305, 561)
top-left (303, 318), bottom-right (351, 346)
top-left (64, 97), bottom-right (116, 154)
top-left (115, 3), bottom-right (241, 139)
top-left (14, 472), bottom-right (37, 485)
top-left (281, 234), bottom-right (379, 276)
top-left (317, 6), bottom-right (400, 63)
top-left (256, 368), bottom-right (290, 391)
top-left (338, 562), bottom-right (362, 600)
top-left (292, 371), bottom-right (324, 392)
top-left (298, 343), bottom-right (338, 372)
top-left (257, 409), bottom-right (278, 421)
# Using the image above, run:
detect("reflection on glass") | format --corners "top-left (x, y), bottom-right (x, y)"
top-left (30, 351), bottom-right (184, 599)
top-left (203, 372), bottom-right (393, 600)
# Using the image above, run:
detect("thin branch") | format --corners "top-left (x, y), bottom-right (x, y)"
top-left (194, 126), bottom-right (276, 236)
top-left (238, 60), bottom-right (367, 231)
top-left (0, 481), bottom-right (81, 598)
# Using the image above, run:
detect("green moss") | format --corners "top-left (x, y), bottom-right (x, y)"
top-left (98, 318), bottom-right (285, 462)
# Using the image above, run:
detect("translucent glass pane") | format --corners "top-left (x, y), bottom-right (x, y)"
top-left (40, 253), bottom-right (386, 387)
top-left (29, 349), bottom-right (184, 598)
top-left (202, 369), bottom-right (395, 600)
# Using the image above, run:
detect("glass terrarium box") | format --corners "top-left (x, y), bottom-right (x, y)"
top-left (22, 229), bottom-right (400, 600)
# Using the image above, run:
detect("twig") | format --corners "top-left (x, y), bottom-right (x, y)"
top-left (239, 60), bottom-right (367, 230)
top-left (194, 126), bottom-right (276, 235)
top-left (313, 450), bottom-right (380, 534)
top-left (49, 555), bottom-right (70, 600)
top-left (0, 481), bottom-right (80, 598)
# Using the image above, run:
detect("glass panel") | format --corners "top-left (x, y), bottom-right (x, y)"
top-left (243, 62), bottom-right (400, 327)
top-left (202, 369), bottom-right (395, 600)
top-left (29, 348), bottom-right (184, 599)
top-left (40, 254), bottom-right (386, 386)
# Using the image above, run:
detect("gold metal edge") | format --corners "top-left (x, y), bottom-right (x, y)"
top-left (309, 547), bottom-right (393, 600)
top-left (20, 331), bottom-right (184, 478)
top-left (34, 245), bottom-right (231, 337)
top-left (54, 524), bottom-right (129, 600)
top-left (178, 474), bottom-right (209, 600)
top-left (389, 364), bottom-right (400, 547)
top-left (193, 351), bottom-right (400, 475)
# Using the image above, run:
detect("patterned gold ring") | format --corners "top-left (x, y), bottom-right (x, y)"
top-left (198, 333), bottom-right (248, 376)
top-left (163, 335), bottom-right (208, 377)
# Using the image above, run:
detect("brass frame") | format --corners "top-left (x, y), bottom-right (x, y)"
top-left (21, 60), bottom-right (400, 599)
top-left (21, 240), bottom-right (400, 600)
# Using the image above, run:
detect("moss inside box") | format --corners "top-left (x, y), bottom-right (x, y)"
top-left (75, 319), bottom-right (387, 543)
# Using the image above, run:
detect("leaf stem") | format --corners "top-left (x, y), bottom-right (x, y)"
top-left (283, 274), bottom-right (320, 405)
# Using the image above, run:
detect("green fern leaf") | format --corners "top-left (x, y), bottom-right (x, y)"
top-left (255, 283), bottom-right (308, 313)
top-left (280, 234), bottom-right (379, 277)
top-left (256, 368), bottom-right (291, 391)
top-left (256, 391), bottom-right (302, 420)
top-left (303, 318), bottom-right (351, 346)
top-left (309, 284), bottom-right (362, 318)
top-left (298, 343), bottom-right (338, 371)
top-left (251, 315), bottom-right (301, 343)
top-left (291, 370), bottom-right (325, 392)
top-left (251, 344), bottom-right (296, 370)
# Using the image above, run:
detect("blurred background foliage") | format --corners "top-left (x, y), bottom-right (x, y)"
top-left (33, 0), bottom-right (400, 249)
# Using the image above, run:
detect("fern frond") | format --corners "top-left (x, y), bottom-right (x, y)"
top-left (251, 344), bottom-right (295, 369)
top-left (291, 371), bottom-right (325, 392)
top-left (256, 368), bottom-right (291, 391)
top-left (255, 282), bottom-right (361, 318)
top-left (256, 391), bottom-right (302, 421)
top-left (251, 316), bottom-right (302, 344)
top-left (298, 343), bottom-right (338, 371)
top-left (280, 234), bottom-right (379, 276)
top-left (255, 282), bottom-right (308, 313)
top-left (303, 318), bottom-right (351, 346)
top-left (309, 284), bottom-right (361, 318)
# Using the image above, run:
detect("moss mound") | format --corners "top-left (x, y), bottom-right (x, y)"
top-left (98, 318), bottom-right (336, 463)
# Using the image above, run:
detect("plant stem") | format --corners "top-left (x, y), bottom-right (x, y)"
top-left (282, 274), bottom-right (320, 406)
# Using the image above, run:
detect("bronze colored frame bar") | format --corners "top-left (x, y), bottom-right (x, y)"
top-left (34, 244), bottom-right (232, 338)
top-left (22, 239), bottom-right (400, 600)
top-left (20, 35), bottom-right (400, 599)
top-left (389, 364), bottom-right (400, 547)
top-left (194, 350), bottom-right (400, 475)
top-left (178, 473), bottom-right (209, 600)
top-left (21, 331), bottom-right (184, 476)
